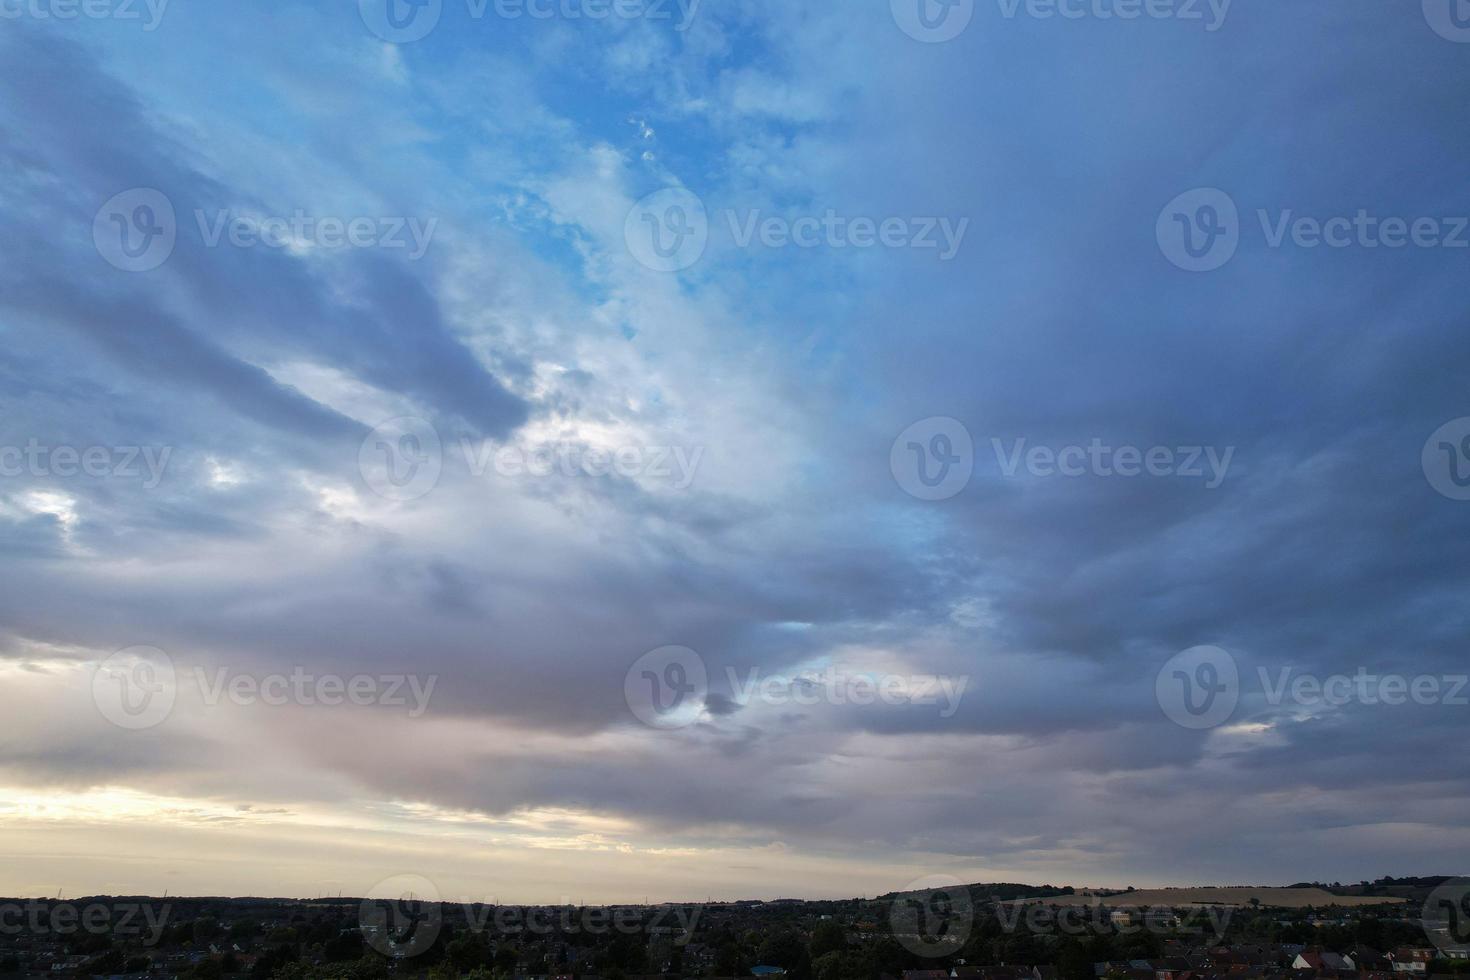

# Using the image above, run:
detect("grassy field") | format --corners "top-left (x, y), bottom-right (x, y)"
top-left (1012, 887), bottom-right (1408, 908)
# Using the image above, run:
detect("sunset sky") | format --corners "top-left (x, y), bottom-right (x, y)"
top-left (1, 1), bottom-right (1468, 900)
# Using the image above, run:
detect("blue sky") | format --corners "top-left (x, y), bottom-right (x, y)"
top-left (0, 0), bottom-right (1468, 900)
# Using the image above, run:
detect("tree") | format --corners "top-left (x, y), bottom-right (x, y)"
top-left (255, 943), bottom-right (299, 979)
top-left (810, 922), bottom-right (848, 960)
top-left (194, 919), bottom-right (224, 944)
top-left (445, 932), bottom-right (491, 973)
top-left (86, 951), bottom-right (126, 975)
top-left (323, 932), bottom-right (363, 963)
top-left (812, 951), bottom-right (870, 980)
top-left (491, 943), bottom-right (519, 975)
top-left (716, 941), bottom-right (744, 978)
top-left (758, 931), bottom-right (812, 980)
top-left (596, 933), bottom-right (648, 975)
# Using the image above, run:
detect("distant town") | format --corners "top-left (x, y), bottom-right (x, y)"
top-left (2, 877), bottom-right (1467, 980)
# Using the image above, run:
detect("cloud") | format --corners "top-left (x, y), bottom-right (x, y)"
top-left (0, 0), bottom-right (1467, 899)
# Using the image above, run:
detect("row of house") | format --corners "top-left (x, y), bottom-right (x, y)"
top-left (1091, 944), bottom-right (1467, 980)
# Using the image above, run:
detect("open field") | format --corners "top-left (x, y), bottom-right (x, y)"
top-left (1012, 887), bottom-right (1408, 908)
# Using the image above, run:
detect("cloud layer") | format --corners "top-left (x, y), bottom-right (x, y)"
top-left (1, 0), bottom-right (1468, 900)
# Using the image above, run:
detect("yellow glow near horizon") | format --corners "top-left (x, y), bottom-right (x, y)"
top-left (0, 784), bottom-right (989, 903)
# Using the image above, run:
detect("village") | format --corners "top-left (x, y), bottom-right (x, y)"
top-left (1, 881), bottom-right (1466, 980)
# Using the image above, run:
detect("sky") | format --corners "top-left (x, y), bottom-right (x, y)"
top-left (1, 0), bottom-right (1469, 903)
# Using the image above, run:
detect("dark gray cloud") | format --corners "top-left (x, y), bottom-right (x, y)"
top-left (0, 0), bottom-right (1467, 893)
